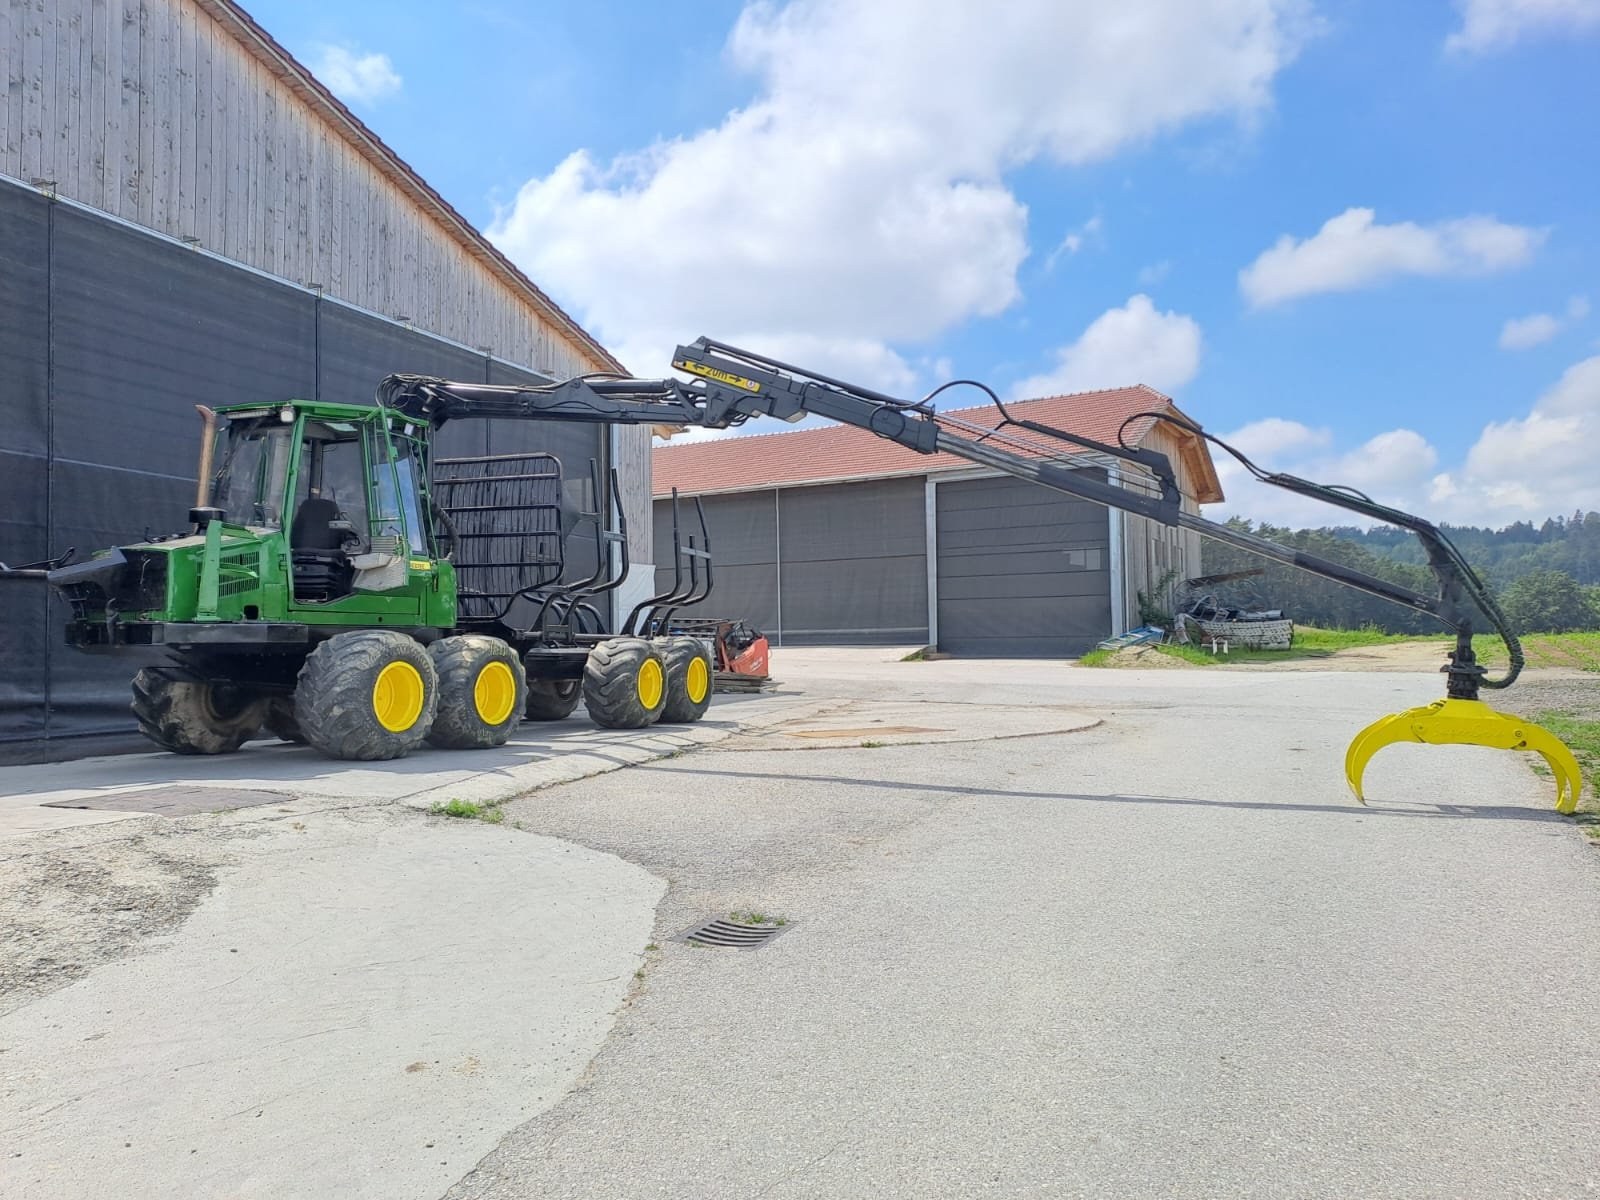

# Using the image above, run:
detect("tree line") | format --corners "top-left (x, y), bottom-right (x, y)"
top-left (1197, 515), bottom-right (1600, 634)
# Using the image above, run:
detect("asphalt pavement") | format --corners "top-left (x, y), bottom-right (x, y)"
top-left (445, 652), bottom-right (1600, 1199)
top-left (4, 649), bottom-right (1598, 1198)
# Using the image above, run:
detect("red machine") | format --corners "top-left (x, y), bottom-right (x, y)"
top-left (665, 619), bottom-right (772, 692)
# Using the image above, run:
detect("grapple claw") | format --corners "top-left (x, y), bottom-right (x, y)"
top-left (1344, 710), bottom-right (1416, 804)
top-left (1345, 699), bottom-right (1583, 812)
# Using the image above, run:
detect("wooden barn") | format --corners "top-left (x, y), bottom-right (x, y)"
top-left (0, 0), bottom-right (647, 760)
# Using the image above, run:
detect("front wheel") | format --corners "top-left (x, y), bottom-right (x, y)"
top-left (131, 668), bottom-right (267, 755)
top-left (582, 638), bottom-right (667, 729)
top-left (426, 635), bottom-right (526, 749)
top-left (294, 630), bottom-right (438, 761)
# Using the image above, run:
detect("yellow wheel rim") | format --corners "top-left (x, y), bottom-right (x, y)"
top-left (686, 656), bottom-right (710, 704)
top-left (372, 661), bottom-right (425, 732)
top-left (637, 658), bottom-right (664, 709)
top-left (474, 660), bottom-right (517, 726)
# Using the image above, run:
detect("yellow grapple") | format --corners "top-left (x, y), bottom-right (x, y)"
top-left (1344, 633), bottom-right (1580, 812)
top-left (1346, 696), bottom-right (1581, 814)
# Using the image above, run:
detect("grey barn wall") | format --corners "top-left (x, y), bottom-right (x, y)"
top-left (653, 477), bottom-right (928, 645)
top-left (649, 467), bottom-right (1131, 655)
top-left (0, 179), bottom-right (604, 763)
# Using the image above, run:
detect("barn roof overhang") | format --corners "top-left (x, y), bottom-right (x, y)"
top-left (201, 0), bottom-right (624, 375)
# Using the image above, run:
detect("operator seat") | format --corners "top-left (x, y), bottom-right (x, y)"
top-left (290, 496), bottom-right (342, 551)
top-left (289, 495), bottom-right (353, 602)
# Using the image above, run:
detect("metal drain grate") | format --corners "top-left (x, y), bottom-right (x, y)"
top-left (678, 917), bottom-right (794, 950)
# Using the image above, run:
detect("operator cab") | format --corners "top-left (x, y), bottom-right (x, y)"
top-left (207, 403), bottom-right (434, 603)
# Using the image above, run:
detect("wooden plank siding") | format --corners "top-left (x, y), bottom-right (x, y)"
top-left (0, 0), bottom-right (613, 382)
top-left (1118, 421), bottom-right (1206, 630)
top-left (2, 0), bottom-right (658, 563)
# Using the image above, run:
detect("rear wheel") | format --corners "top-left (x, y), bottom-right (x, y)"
top-left (583, 637), bottom-right (667, 729)
top-left (131, 668), bottom-right (267, 755)
top-left (295, 630), bottom-right (437, 761)
top-left (659, 637), bottom-right (714, 723)
top-left (426, 635), bottom-right (526, 749)
top-left (524, 679), bottom-right (582, 721)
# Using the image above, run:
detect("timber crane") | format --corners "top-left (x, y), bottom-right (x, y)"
top-left (380, 337), bottom-right (1580, 808)
top-left (0, 335), bottom-right (1580, 806)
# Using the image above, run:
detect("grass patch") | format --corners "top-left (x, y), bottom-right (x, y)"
top-left (729, 910), bottom-right (787, 926)
top-left (1478, 632), bottom-right (1600, 673)
top-left (1077, 625), bottom-right (1448, 669)
top-left (430, 798), bottom-right (504, 824)
top-left (1082, 627), bottom-right (1600, 673)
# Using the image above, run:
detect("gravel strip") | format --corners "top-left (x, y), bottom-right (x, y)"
top-left (1509, 671), bottom-right (1600, 720)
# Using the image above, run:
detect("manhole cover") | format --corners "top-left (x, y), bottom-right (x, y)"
top-left (42, 787), bottom-right (288, 816)
top-left (677, 916), bottom-right (794, 949)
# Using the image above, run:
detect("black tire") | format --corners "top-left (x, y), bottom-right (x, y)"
top-left (294, 630), bottom-right (438, 761)
top-left (582, 637), bottom-right (668, 729)
top-left (131, 667), bottom-right (267, 755)
top-left (263, 696), bottom-right (304, 743)
top-left (525, 679), bottom-right (583, 721)
top-left (426, 635), bottom-right (527, 749)
top-left (659, 636), bottom-right (714, 723)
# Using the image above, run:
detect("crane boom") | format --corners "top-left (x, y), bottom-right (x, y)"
top-left (380, 336), bottom-right (1516, 700)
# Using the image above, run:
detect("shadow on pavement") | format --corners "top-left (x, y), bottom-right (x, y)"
top-left (625, 762), bottom-right (1568, 823)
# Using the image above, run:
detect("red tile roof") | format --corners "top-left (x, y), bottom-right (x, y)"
top-left (652, 385), bottom-right (1223, 502)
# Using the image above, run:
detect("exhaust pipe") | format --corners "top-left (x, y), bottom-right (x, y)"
top-left (194, 405), bottom-right (217, 508)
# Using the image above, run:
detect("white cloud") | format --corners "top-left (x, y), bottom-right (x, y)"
top-left (311, 45), bottom-right (403, 105)
top-left (1137, 260), bottom-right (1173, 286)
top-left (1209, 356), bottom-right (1600, 528)
top-left (1045, 216), bottom-right (1104, 271)
top-left (1011, 295), bottom-right (1202, 398)
top-left (1500, 312), bottom-right (1563, 350)
top-left (1223, 417), bottom-right (1333, 459)
top-left (1446, 0), bottom-right (1600, 54)
top-left (1498, 294), bottom-right (1591, 349)
top-left (1239, 207), bottom-right (1545, 307)
top-left (489, 0), bottom-right (1314, 377)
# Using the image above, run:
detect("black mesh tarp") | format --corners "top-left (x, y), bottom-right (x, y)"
top-left (484, 359), bottom-right (605, 586)
top-left (0, 182), bottom-right (605, 763)
top-left (0, 186), bottom-right (51, 747)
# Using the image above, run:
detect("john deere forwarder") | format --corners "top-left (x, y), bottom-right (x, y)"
top-left (2, 337), bottom-right (1582, 807)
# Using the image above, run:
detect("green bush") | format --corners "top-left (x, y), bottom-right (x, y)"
top-left (1499, 569), bottom-right (1600, 633)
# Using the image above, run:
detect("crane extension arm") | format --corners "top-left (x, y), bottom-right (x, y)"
top-left (379, 335), bottom-right (1581, 810)
top-left (381, 336), bottom-right (1516, 700)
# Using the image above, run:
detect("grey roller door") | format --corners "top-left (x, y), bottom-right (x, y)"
top-left (653, 491), bottom-right (778, 633)
top-left (652, 477), bottom-right (928, 644)
top-left (777, 478), bottom-right (926, 644)
top-left (936, 474), bottom-right (1111, 656)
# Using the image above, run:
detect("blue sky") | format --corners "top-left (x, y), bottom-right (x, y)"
top-left (247, 0), bottom-right (1600, 528)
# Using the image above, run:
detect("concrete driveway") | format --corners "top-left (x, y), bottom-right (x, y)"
top-left (4, 648), bottom-right (1598, 1199)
